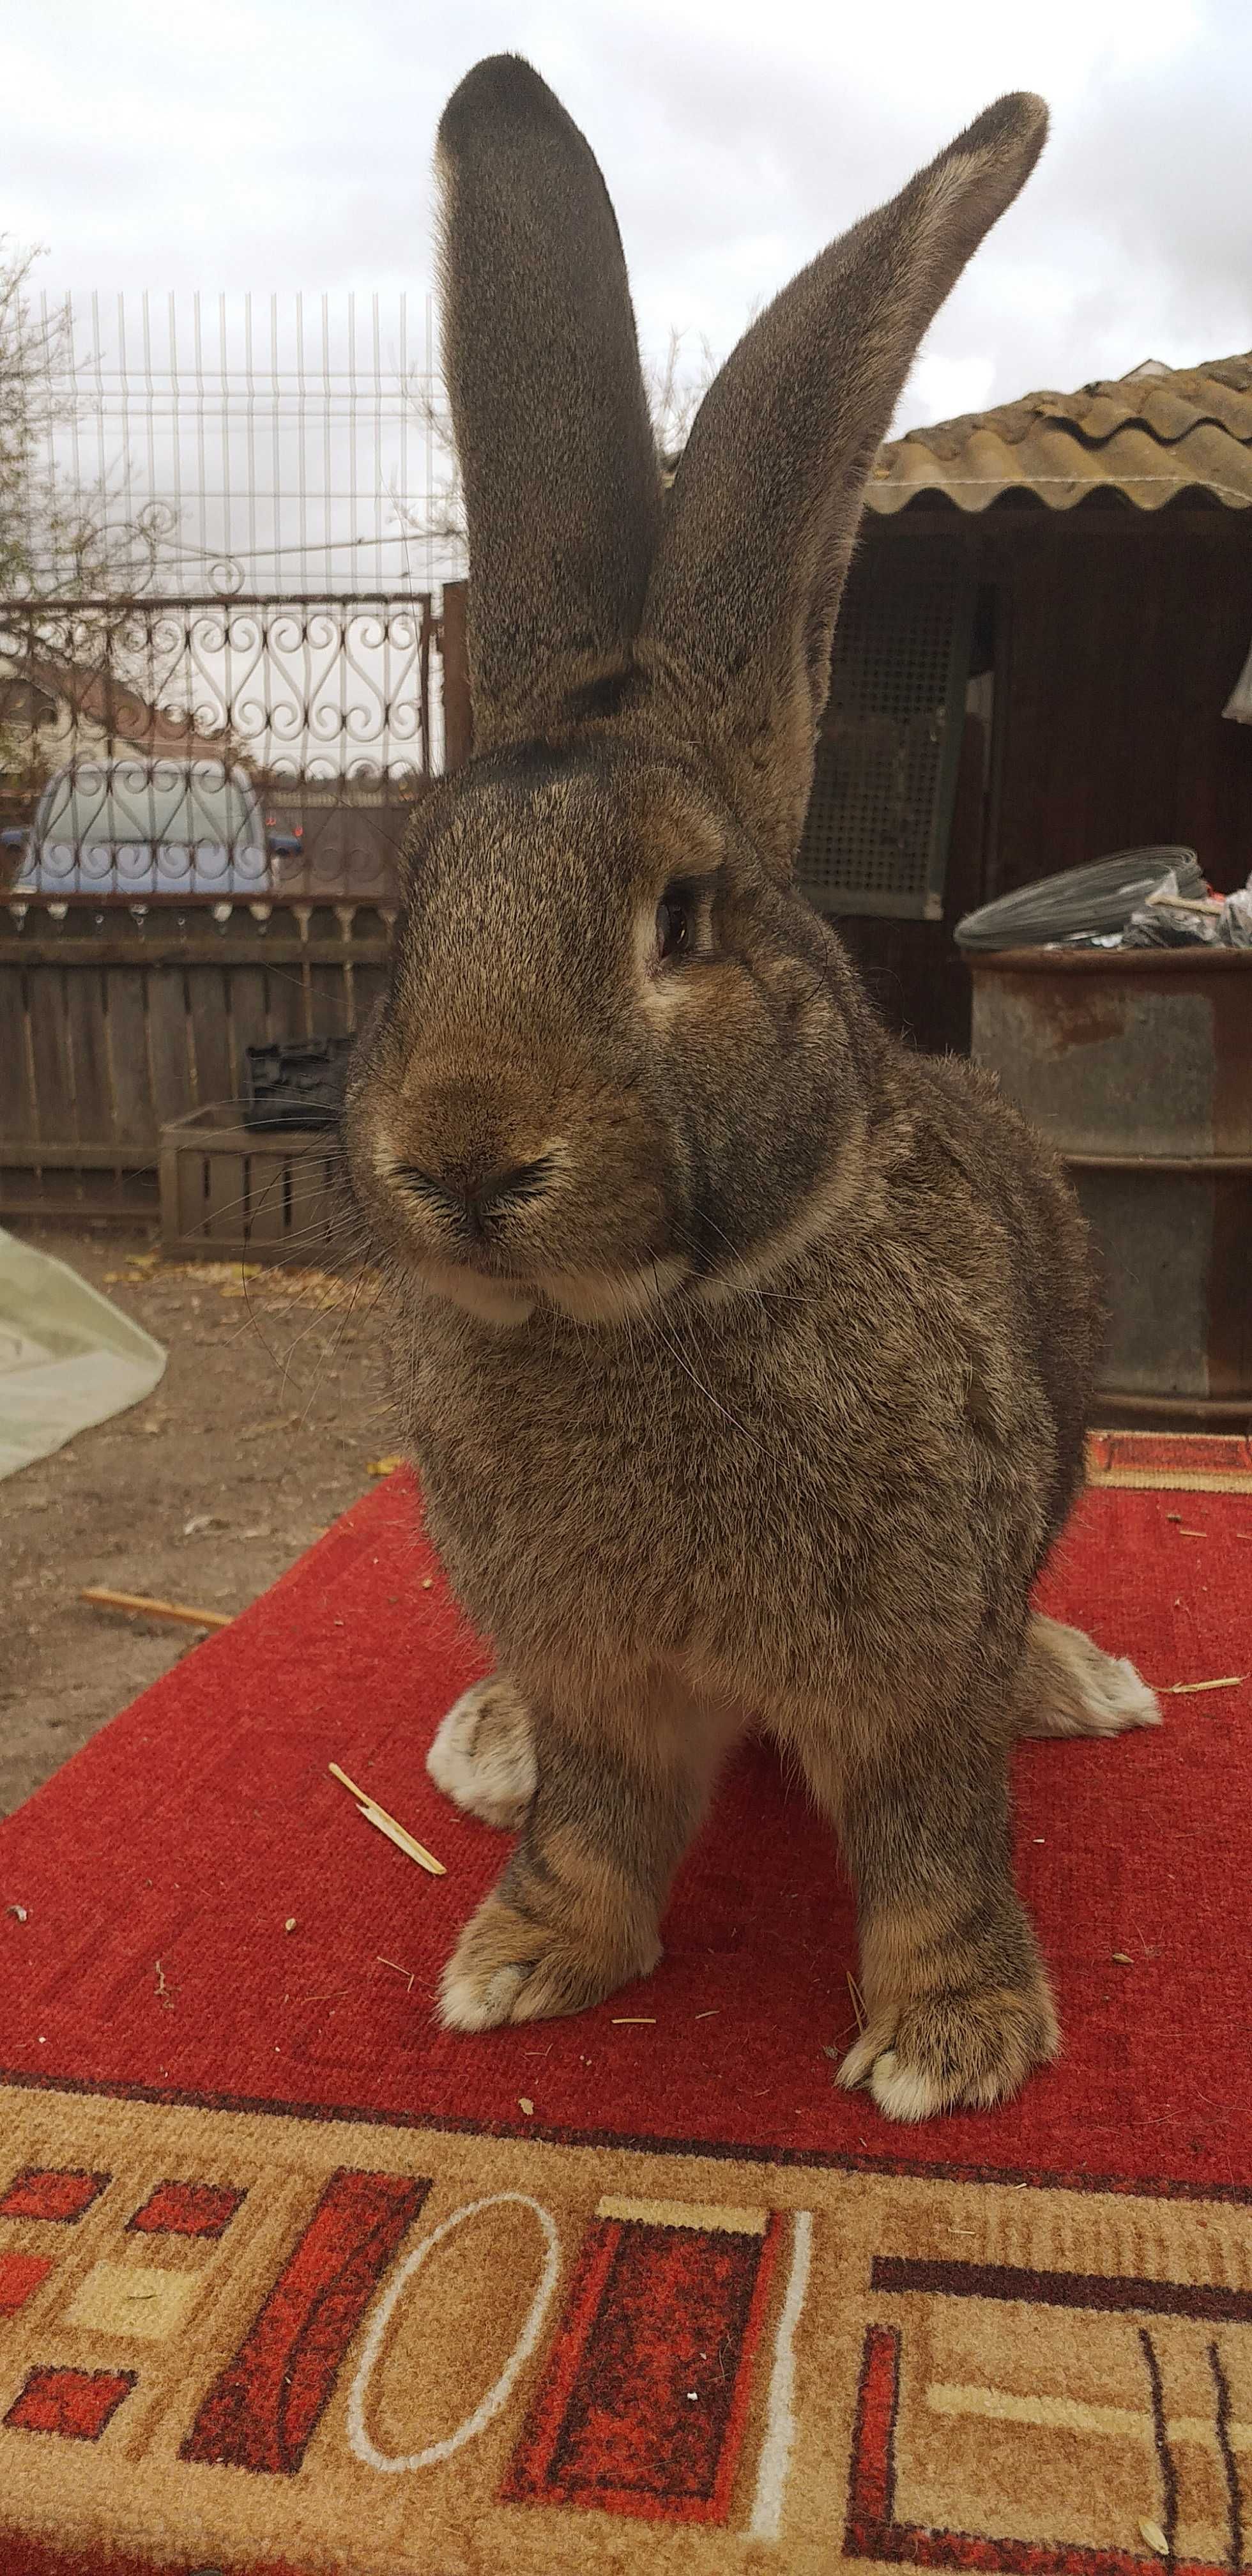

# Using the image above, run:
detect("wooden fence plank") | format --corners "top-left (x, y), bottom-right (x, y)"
top-left (0, 1143), bottom-right (156, 1170)
top-left (0, 936), bottom-right (389, 968)
top-left (0, 967), bottom-right (38, 1147)
top-left (265, 950), bottom-right (311, 1044)
top-left (441, 580), bottom-right (473, 769)
top-left (17, 1168), bottom-right (92, 1217)
top-left (146, 967), bottom-right (197, 1124)
top-left (0, 1176), bottom-right (160, 1225)
top-left (350, 968), bottom-right (388, 1032)
top-left (103, 965), bottom-right (157, 1149)
top-left (64, 963), bottom-right (113, 1148)
top-left (268, 906), bottom-right (313, 1043)
top-left (186, 966), bottom-right (234, 1112)
top-left (26, 966), bottom-right (75, 1143)
top-left (225, 960), bottom-right (271, 1100)
top-left (349, 903), bottom-right (393, 1036)
top-left (307, 905), bottom-right (355, 1039)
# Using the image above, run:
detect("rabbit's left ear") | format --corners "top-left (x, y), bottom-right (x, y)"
top-left (634, 95), bottom-right (1048, 878)
top-left (436, 56), bottom-right (662, 751)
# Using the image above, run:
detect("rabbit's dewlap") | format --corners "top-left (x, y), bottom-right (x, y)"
top-left (339, 56), bottom-right (1159, 2120)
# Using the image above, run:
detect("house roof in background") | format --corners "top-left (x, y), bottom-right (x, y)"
top-left (867, 351), bottom-right (1252, 515)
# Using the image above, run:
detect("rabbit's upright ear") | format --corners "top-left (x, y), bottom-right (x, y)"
top-left (436, 56), bottom-right (662, 751)
top-left (635, 95), bottom-right (1048, 878)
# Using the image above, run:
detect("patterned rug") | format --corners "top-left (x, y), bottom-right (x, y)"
top-left (1, 1430), bottom-right (1249, 2575)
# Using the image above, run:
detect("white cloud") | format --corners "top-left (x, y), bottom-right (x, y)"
top-left (4, 0), bottom-right (1246, 436)
top-left (906, 354), bottom-right (1000, 430)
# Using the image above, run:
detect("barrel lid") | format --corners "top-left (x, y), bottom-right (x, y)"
top-left (967, 944), bottom-right (1252, 974)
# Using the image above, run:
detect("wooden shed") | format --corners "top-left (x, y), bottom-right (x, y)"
top-left (798, 351), bottom-right (1252, 1053)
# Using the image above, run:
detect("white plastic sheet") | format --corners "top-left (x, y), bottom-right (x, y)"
top-left (0, 1230), bottom-right (167, 1481)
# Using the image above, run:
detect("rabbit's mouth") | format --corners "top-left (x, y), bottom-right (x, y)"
top-left (403, 1246), bottom-right (538, 1329)
top-left (535, 1255), bottom-right (692, 1327)
top-left (376, 1176), bottom-right (696, 1331)
top-left (400, 1239), bottom-right (694, 1333)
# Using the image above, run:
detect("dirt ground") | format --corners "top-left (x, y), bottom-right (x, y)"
top-left (1, 1227), bottom-right (397, 1819)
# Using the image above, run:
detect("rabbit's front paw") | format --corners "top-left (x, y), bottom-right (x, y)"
top-left (438, 1890), bottom-right (660, 2032)
top-left (427, 1678), bottom-right (537, 1830)
top-left (836, 1969), bottom-right (1058, 2121)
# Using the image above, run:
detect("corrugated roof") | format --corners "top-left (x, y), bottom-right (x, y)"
top-left (867, 351), bottom-right (1252, 514)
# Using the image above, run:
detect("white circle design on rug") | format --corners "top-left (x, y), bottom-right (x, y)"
top-left (346, 2191), bottom-right (561, 2473)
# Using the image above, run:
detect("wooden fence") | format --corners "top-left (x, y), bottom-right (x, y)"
top-left (0, 898), bottom-right (395, 1224)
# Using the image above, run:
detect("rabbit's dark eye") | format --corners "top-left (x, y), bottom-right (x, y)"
top-left (656, 895), bottom-right (691, 960)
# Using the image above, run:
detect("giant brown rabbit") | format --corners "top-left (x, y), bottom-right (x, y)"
top-left (341, 56), bottom-right (1159, 2119)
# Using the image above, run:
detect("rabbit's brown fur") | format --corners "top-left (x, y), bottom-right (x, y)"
top-left (341, 56), bottom-right (1159, 2119)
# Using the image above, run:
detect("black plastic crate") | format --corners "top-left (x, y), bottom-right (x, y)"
top-left (243, 1037), bottom-right (355, 1131)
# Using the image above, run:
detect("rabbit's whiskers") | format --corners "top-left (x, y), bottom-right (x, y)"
top-left (646, 1264), bottom-right (760, 1447)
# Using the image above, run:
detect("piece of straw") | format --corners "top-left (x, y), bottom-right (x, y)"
top-left (357, 1803), bottom-right (445, 1874)
top-left (328, 1763), bottom-right (446, 1877)
top-left (80, 1586), bottom-right (232, 1632)
top-left (1155, 1675), bottom-right (1247, 1696)
top-left (328, 1761), bottom-right (381, 1805)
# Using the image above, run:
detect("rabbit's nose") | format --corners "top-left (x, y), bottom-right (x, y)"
top-left (399, 1157), bottom-right (551, 1236)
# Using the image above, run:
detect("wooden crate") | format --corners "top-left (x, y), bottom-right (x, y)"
top-left (159, 1103), bottom-right (349, 1265)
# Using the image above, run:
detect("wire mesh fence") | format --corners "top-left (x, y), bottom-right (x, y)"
top-left (8, 287), bottom-right (464, 599)
top-left (1, 290), bottom-right (467, 905)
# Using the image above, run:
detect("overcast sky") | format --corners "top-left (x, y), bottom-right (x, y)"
top-left (4, 0), bottom-right (1249, 431)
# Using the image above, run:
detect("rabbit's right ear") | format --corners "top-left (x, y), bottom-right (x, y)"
top-left (436, 56), bottom-right (662, 752)
top-left (634, 95), bottom-right (1048, 879)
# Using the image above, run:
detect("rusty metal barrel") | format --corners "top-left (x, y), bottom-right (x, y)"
top-left (970, 947), bottom-right (1252, 1422)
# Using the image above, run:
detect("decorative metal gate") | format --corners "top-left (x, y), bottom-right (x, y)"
top-left (0, 590), bottom-right (441, 904)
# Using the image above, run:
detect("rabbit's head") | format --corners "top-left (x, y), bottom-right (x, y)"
top-left (343, 57), bottom-right (1046, 1327)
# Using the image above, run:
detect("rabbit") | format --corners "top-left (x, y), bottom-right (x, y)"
top-left (340, 54), bottom-right (1160, 2121)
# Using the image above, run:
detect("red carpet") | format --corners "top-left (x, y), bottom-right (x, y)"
top-left (1, 1432), bottom-right (1250, 2573)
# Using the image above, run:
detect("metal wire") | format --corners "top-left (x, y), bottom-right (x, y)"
top-left (23, 288), bottom-right (465, 599)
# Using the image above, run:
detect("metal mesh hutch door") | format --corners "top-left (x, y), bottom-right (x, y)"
top-left (797, 572), bottom-right (974, 920)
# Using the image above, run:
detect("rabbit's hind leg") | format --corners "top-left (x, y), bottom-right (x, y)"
top-left (427, 1675), bottom-right (537, 1830)
top-left (821, 1711), bottom-right (1058, 2122)
top-left (438, 1685), bottom-right (735, 2032)
top-left (1014, 1613), bottom-right (1160, 1740)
